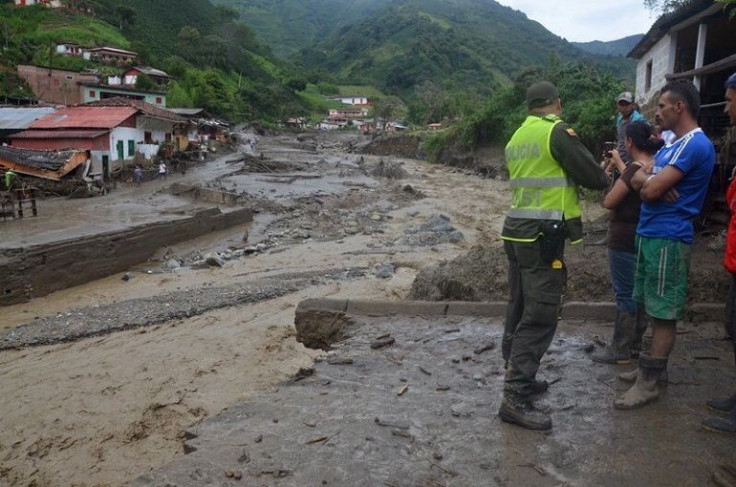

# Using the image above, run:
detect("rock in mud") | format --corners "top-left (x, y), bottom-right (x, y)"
top-left (204, 253), bottom-right (225, 267)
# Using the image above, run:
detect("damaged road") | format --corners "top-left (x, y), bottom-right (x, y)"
top-left (0, 128), bottom-right (731, 486)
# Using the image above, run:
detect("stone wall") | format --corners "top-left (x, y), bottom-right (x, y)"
top-left (0, 207), bottom-right (252, 306)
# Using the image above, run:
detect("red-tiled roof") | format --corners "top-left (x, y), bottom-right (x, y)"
top-left (84, 97), bottom-right (186, 123)
top-left (10, 129), bottom-right (108, 139)
top-left (30, 107), bottom-right (137, 129)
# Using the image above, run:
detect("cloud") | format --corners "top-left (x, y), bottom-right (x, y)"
top-left (495, 0), bottom-right (657, 42)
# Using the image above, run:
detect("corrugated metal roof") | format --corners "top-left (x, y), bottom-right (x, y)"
top-left (0, 107), bottom-right (57, 130)
top-left (0, 146), bottom-right (78, 172)
top-left (10, 129), bottom-right (108, 139)
top-left (30, 106), bottom-right (137, 129)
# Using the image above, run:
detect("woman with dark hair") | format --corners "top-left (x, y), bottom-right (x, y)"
top-left (592, 121), bottom-right (664, 364)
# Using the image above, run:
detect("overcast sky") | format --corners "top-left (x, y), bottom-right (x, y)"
top-left (494, 0), bottom-right (658, 42)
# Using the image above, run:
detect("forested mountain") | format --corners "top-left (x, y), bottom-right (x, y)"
top-left (0, 0), bottom-right (306, 121)
top-left (572, 35), bottom-right (644, 57)
top-left (218, 0), bottom-right (635, 97)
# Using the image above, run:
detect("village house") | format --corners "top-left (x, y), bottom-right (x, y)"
top-left (168, 108), bottom-right (229, 147)
top-left (628, 0), bottom-right (735, 137)
top-left (86, 47), bottom-right (138, 66)
top-left (328, 107), bottom-right (369, 119)
top-left (14, 0), bottom-right (62, 7)
top-left (55, 42), bottom-right (87, 58)
top-left (120, 66), bottom-right (171, 86)
top-left (79, 81), bottom-right (167, 107)
top-left (9, 98), bottom-right (186, 179)
top-left (329, 95), bottom-right (371, 106)
top-left (17, 65), bottom-right (99, 106)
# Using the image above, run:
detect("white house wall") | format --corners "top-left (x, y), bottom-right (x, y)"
top-left (136, 116), bottom-right (175, 143)
top-left (636, 33), bottom-right (676, 106)
top-left (109, 126), bottom-right (142, 166)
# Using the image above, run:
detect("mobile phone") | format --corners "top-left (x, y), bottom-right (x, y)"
top-left (604, 141), bottom-right (615, 158)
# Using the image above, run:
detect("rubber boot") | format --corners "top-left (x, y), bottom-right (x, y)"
top-left (630, 310), bottom-right (648, 359)
top-left (592, 311), bottom-right (636, 364)
top-left (618, 367), bottom-right (668, 383)
top-left (614, 355), bottom-right (667, 410)
top-left (498, 394), bottom-right (552, 431)
top-left (702, 404), bottom-right (736, 433)
top-left (707, 391), bottom-right (736, 413)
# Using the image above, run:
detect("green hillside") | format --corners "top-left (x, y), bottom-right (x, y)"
top-left (294, 0), bottom-right (634, 96)
top-left (218, 0), bottom-right (635, 98)
top-left (0, 1), bottom-right (313, 122)
top-left (572, 34), bottom-right (644, 57)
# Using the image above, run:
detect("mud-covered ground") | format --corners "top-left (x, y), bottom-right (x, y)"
top-left (0, 129), bottom-right (730, 486)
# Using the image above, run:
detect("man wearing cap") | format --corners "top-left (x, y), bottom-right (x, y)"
top-left (499, 81), bottom-right (609, 430)
top-left (615, 91), bottom-right (646, 164)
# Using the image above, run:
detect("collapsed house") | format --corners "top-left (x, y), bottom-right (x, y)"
top-left (0, 146), bottom-right (88, 181)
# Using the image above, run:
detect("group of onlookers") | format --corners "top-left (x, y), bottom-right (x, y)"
top-left (498, 72), bottom-right (736, 435)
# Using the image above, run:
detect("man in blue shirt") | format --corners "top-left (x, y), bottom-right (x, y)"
top-left (614, 80), bottom-right (716, 409)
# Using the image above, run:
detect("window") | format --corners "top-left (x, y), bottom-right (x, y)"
top-left (128, 140), bottom-right (135, 157)
top-left (155, 97), bottom-right (162, 105)
top-left (66, 75), bottom-right (73, 80)
top-left (89, 90), bottom-right (96, 97)
top-left (144, 131), bottom-right (152, 143)
top-left (645, 60), bottom-right (653, 92)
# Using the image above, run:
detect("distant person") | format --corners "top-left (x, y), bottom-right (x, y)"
top-left (614, 80), bottom-right (715, 410)
top-left (133, 165), bottom-right (143, 185)
top-left (702, 71), bottom-right (736, 433)
top-left (592, 121), bottom-right (663, 365)
top-left (615, 91), bottom-right (646, 164)
top-left (498, 81), bottom-right (608, 431)
top-left (3, 169), bottom-right (17, 191)
top-left (157, 162), bottom-right (167, 180)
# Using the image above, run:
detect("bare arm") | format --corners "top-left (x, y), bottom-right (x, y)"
top-left (603, 162), bottom-right (641, 209)
top-left (640, 165), bottom-right (684, 203)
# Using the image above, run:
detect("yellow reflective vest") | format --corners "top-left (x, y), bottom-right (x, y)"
top-left (502, 114), bottom-right (582, 243)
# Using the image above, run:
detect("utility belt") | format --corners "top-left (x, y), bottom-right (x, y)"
top-left (539, 220), bottom-right (566, 263)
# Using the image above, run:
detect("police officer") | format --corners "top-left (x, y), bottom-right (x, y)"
top-left (499, 81), bottom-right (609, 430)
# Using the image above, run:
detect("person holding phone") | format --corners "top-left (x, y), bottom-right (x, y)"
top-left (593, 121), bottom-right (663, 365)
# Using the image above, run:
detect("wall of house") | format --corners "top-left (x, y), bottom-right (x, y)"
top-left (636, 33), bottom-right (676, 108)
top-left (109, 126), bottom-right (143, 167)
top-left (80, 86), bottom-right (166, 107)
top-left (17, 65), bottom-right (98, 105)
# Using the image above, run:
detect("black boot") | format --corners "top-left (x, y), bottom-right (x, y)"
top-left (707, 391), bottom-right (736, 413)
top-left (631, 309), bottom-right (648, 358)
top-left (702, 404), bottom-right (736, 433)
top-left (592, 311), bottom-right (636, 364)
top-left (498, 394), bottom-right (552, 431)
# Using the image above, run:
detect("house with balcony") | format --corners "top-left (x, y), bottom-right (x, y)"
top-left (628, 0), bottom-right (735, 137)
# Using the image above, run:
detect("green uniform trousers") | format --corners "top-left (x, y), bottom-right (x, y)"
top-left (502, 238), bottom-right (566, 397)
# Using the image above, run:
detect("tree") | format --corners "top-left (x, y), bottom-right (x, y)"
top-left (115, 5), bottom-right (135, 32)
top-left (645, 0), bottom-right (735, 14)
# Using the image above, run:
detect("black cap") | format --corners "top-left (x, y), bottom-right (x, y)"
top-left (526, 81), bottom-right (559, 109)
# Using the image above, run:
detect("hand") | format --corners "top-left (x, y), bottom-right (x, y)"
top-left (606, 149), bottom-right (626, 174)
top-left (661, 187), bottom-right (680, 203)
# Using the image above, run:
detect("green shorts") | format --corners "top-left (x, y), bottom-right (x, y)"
top-left (633, 236), bottom-right (691, 321)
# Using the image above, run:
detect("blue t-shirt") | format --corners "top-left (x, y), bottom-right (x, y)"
top-left (637, 128), bottom-right (715, 244)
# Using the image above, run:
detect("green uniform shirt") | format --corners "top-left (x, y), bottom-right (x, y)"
top-left (502, 115), bottom-right (608, 243)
